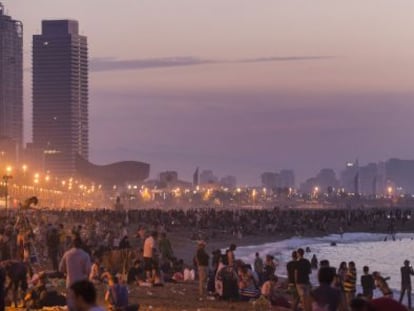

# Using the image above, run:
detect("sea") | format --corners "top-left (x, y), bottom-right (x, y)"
top-left (236, 232), bottom-right (414, 298)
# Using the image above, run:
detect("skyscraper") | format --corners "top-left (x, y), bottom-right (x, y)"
top-left (0, 3), bottom-right (23, 149)
top-left (33, 20), bottom-right (88, 176)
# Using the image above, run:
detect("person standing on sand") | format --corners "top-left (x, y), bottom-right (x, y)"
top-left (399, 260), bottom-right (414, 309)
top-left (143, 231), bottom-right (158, 283)
top-left (158, 232), bottom-right (174, 261)
top-left (287, 251), bottom-right (299, 311)
top-left (195, 240), bottom-right (209, 300)
top-left (310, 267), bottom-right (341, 311)
top-left (227, 244), bottom-right (237, 267)
top-left (343, 261), bottom-right (357, 307)
top-left (295, 248), bottom-right (311, 311)
top-left (361, 266), bottom-right (375, 300)
top-left (263, 255), bottom-right (277, 282)
top-left (59, 237), bottom-right (91, 311)
top-left (373, 271), bottom-right (393, 298)
top-left (254, 252), bottom-right (264, 284)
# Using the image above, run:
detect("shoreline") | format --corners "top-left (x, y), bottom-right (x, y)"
top-left (169, 227), bottom-right (414, 264)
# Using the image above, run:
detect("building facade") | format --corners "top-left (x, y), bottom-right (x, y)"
top-left (0, 4), bottom-right (23, 149)
top-left (33, 20), bottom-right (88, 176)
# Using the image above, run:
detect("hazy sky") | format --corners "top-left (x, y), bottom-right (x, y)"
top-left (4, 0), bottom-right (414, 184)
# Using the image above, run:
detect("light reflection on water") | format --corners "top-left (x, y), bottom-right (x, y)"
top-left (236, 232), bottom-right (414, 292)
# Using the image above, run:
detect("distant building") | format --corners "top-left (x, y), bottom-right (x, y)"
top-left (159, 171), bottom-right (178, 186)
top-left (300, 168), bottom-right (339, 193)
top-left (300, 177), bottom-right (318, 194)
top-left (261, 172), bottom-right (280, 189)
top-left (0, 4), bottom-right (23, 147)
top-left (75, 156), bottom-right (150, 187)
top-left (220, 175), bottom-right (237, 189)
top-left (385, 158), bottom-right (414, 194)
top-left (0, 136), bottom-right (19, 164)
top-left (340, 161), bottom-right (386, 195)
top-left (280, 169), bottom-right (295, 188)
top-left (33, 20), bottom-right (88, 176)
top-left (21, 143), bottom-right (45, 171)
top-left (359, 163), bottom-right (378, 195)
top-left (340, 161), bottom-right (358, 193)
top-left (200, 170), bottom-right (218, 184)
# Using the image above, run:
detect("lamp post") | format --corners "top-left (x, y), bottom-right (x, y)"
top-left (3, 172), bottom-right (13, 216)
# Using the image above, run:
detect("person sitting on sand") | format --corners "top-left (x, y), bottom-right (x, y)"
top-left (104, 273), bottom-right (129, 311)
top-left (261, 274), bottom-right (278, 298)
top-left (24, 272), bottom-right (48, 309)
top-left (373, 272), bottom-right (393, 298)
top-left (183, 265), bottom-right (195, 282)
top-left (70, 280), bottom-right (105, 311)
top-left (238, 264), bottom-right (259, 300)
top-left (127, 260), bottom-right (144, 284)
top-left (89, 258), bottom-right (101, 283)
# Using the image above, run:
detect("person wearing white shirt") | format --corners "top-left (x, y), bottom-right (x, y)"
top-left (59, 238), bottom-right (91, 311)
top-left (143, 231), bottom-right (158, 282)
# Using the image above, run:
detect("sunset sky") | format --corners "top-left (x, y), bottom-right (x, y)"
top-left (4, 0), bottom-right (414, 184)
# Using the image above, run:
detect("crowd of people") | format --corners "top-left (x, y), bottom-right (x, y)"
top-left (0, 205), bottom-right (411, 310)
top-left (282, 247), bottom-right (413, 311)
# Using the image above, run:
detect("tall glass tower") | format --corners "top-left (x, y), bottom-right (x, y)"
top-left (33, 20), bottom-right (88, 176)
top-left (0, 3), bottom-right (23, 148)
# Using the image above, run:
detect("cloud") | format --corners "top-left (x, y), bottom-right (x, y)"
top-left (90, 55), bottom-right (332, 72)
top-left (90, 56), bottom-right (216, 72)
top-left (238, 56), bottom-right (333, 63)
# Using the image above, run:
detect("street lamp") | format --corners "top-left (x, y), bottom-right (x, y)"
top-left (3, 166), bottom-right (13, 215)
top-left (313, 186), bottom-right (320, 199)
top-left (22, 164), bottom-right (27, 176)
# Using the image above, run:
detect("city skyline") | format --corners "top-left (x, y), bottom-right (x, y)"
top-left (3, 0), bottom-right (414, 184)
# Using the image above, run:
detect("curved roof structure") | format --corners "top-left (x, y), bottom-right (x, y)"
top-left (76, 155), bottom-right (150, 185)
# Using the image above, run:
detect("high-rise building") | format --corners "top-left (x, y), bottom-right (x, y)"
top-left (300, 168), bottom-right (338, 193)
top-left (0, 3), bottom-right (23, 150)
top-left (33, 20), bottom-right (88, 176)
top-left (261, 172), bottom-right (280, 189)
top-left (200, 170), bottom-right (218, 185)
top-left (220, 175), bottom-right (237, 189)
top-left (280, 169), bottom-right (295, 188)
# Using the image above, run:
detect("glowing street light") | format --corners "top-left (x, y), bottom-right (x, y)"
top-left (3, 167), bottom-right (13, 215)
top-left (313, 186), bottom-right (320, 199)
